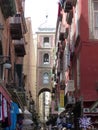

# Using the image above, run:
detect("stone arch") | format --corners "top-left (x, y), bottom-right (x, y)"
top-left (38, 87), bottom-right (51, 97)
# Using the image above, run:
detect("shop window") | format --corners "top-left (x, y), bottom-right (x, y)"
top-left (43, 53), bottom-right (49, 64)
top-left (43, 72), bottom-right (49, 84)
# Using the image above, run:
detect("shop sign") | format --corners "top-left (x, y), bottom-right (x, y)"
top-left (67, 80), bottom-right (75, 91)
top-left (60, 90), bottom-right (64, 107)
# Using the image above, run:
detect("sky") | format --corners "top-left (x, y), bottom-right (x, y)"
top-left (25, 0), bottom-right (58, 33)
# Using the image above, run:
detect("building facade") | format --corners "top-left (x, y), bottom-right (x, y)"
top-left (54, 0), bottom-right (98, 129)
top-left (23, 17), bottom-right (37, 114)
top-left (0, 0), bottom-right (31, 129)
top-left (36, 24), bottom-right (56, 122)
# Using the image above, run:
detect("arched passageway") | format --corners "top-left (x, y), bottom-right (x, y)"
top-left (37, 88), bottom-right (51, 123)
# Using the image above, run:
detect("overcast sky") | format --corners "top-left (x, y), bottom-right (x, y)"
top-left (25, 0), bottom-right (58, 33)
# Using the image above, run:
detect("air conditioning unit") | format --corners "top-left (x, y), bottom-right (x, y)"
top-left (83, 108), bottom-right (90, 113)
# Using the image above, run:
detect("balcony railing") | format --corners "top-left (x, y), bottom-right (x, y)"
top-left (72, 0), bottom-right (77, 7)
top-left (7, 86), bottom-right (25, 110)
top-left (13, 38), bottom-right (26, 57)
top-left (64, 0), bottom-right (73, 13)
top-left (10, 14), bottom-right (24, 40)
top-left (66, 11), bottom-right (73, 25)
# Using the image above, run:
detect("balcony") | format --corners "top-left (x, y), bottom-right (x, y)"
top-left (0, 0), bottom-right (16, 18)
top-left (66, 11), bottom-right (73, 25)
top-left (6, 85), bottom-right (24, 110)
top-left (13, 38), bottom-right (26, 57)
top-left (64, 0), bottom-right (73, 13)
top-left (72, 0), bottom-right (77, 7)
top-left (10, 14), bottom-right (24, 40)
top-left (59, 24), bottom-right (69, 41)
top-left (59, 25), bottom-right (65, 41)
top-left (59, 29), bottom-right (69, 41)
top-left (59, 42), bottom-right (65, 58)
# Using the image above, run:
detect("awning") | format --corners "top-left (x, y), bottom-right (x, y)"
top-left (0, 84), bottom-right (11, 103)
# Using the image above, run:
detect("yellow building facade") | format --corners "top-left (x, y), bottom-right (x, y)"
top-left (23, 17), bottom-right (37, 110)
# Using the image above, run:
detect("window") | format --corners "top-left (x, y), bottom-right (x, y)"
top-left (64, 43), bottom-right (70, 70)
top-left (43, 37), bottom-right (50, 48)
top-left (0, 41), bottom-right (3, 80)
top-left (43, 73), bottom-right (49, 84)
top-left (75, 0), bottom-right (79, 39)
top-left (93, 1), bottom-right (98, 38)
top-left (89, 0), bottom-right (98, 39)
top-left (43, 53), bottom-right (49, 64)
top-left (44, 37), bottom-right (49, 43)
top-left (0, 65), bottom-right (3, 80)
top-left (77, 55), bottom-right (80, 89)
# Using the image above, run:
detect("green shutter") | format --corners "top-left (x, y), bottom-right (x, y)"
top-left (0, 0), bottom-right (16, 18)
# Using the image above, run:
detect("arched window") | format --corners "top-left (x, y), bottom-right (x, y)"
top-left (43, 37), bottom-right (50, 48)
top-left (43, 53), bottom-right (49, 64)
top-left (44, 37), bottom-right (49, 43)
top-left (43, 73), bottom-right (49, 84)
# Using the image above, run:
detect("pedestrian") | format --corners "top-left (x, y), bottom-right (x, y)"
top-left (56, 116), bottom-right (62, 130)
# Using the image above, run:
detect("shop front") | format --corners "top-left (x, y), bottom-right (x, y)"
top-left (0, 84), bottom-right (11, 129)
